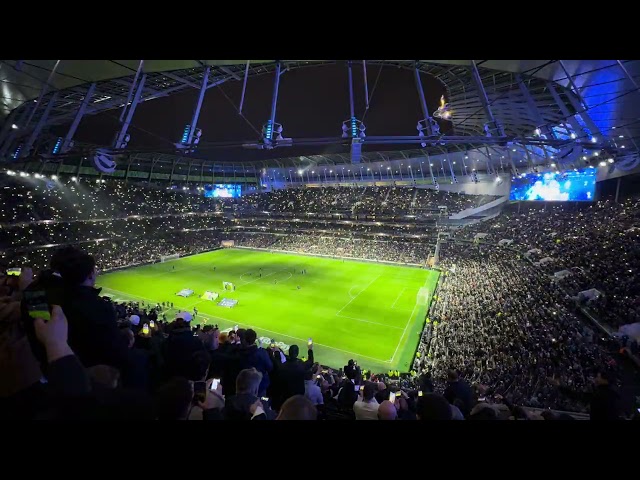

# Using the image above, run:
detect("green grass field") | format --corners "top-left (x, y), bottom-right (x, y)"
top-left (97, 248), bottom-right (439, 373)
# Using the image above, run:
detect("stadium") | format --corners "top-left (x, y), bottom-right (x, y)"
top-left (1, 59), bottom-right (640, 421)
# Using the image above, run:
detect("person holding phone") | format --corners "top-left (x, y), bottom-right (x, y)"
top-left (0, 267), bottom-right (45, 420)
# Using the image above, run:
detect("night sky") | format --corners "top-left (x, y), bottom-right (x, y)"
top-left (54, 63), bottom-right (449, 162)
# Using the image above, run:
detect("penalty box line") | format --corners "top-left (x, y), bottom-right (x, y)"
top-left (389, 274), bottom-right (435, 363)
top-left (100, 286), bottom-right (391, 364)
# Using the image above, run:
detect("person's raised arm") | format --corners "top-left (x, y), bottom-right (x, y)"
top-left (34, 305), bottom-right (91, 398)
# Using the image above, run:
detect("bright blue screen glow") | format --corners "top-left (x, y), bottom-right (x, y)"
top-left (509, 168), bottom-right (596, 202)
top-left (204, 184), bottom-right (242, 198)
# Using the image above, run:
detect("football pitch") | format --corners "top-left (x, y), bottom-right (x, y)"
top-left (97, 248), bottom-right (440, 373)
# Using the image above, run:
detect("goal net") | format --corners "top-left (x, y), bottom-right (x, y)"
top-left (161, 253), bottom-right (180, 263)
top-left (417, 287), bottom-right (430, 306)
top-left (221, 240), bottom-right (235, 248)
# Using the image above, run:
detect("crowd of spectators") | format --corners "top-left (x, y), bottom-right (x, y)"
top-left (236, 185), bottom-right (493, 216)
top-left (411, 242), bottom-right (630, 414)
top-left (457, 199), bottom-right (640, 328)
top-left (1, 177), bottom-right (638, 419)
top-left (233, 234), bottom-right (434, 265)
top-left (2, 250), bottom-right (624, 420)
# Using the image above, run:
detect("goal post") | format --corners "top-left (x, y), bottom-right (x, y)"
top-left (417, 287), bottom-right (430, 306)
top-left (160, 253), bottom-right (180, 263)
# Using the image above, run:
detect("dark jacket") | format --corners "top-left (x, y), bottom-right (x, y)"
top-left (270, 348), bottom-right (314, 410)
top-left (62, 286), bottom-right (131, 371)
top-left (443, 379), bottom-right (475, 417)
top-left (163, 326), bottom-right (206, 379)
top-left (239, 345), bottom-right (273, 395)
top-left (223, 392), bottom-right (274, 420)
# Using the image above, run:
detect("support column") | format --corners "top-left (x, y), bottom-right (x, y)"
top-left (114, 74), bottom-right (146, 149)
top-left (266, 61), bottom-right (282, 141)
top-left (447, 159), bottom-right (456, 183)
top-left (120, 60), bottom-right (144, 122)
top-left (0, 109), bottom-right (18, 151)
top-left (470, 60), bottom-right (504, 136)
top-left (239, 60), bottom-right (250, 114)
top-left (426, 155), bottom-right (437, 186)
top-left (347, 61), bottom-right (355, 119)
top-left (565, 91), bottom-right (602, 138)
top-left (23, 91), bottom-right (60, 156)
top-left (186, 67), bottom-right (210, 145)
top-left (24, 60), bottom-right (60, 128)
top-left (615, 177), bottom-right (621, 203)
top-left (516, 74), bottom-right (555, 138)
top-left (414, 64), bottom-right (430, 122)
top-left (0, 105), bottom-right (30, 158)
top-left (61, 83), bottom-right (96, 152)
top-left (362, 60), bottom-right (369, 109)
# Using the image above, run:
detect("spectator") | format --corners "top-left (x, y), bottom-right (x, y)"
top-left (155, 377), bottom-right (194, 420)
top-left (443, 369), bottom-right (475, 418)
top-left (276, 395), bottom-right (318, 420)
top-left (239, 329), bottom-right (273, 396)
top-left (304, 369), bottom-right (324, 406)
top-left (377, 400), bottom-right (397, 420)
top-left (163, 312), bottom-right (206, 380)
top-left (270, 343), bottom-right (314, 410)
top-left (353, 382), bottom-right (379, 420)
top-left (224, 368), bottom-right (274, 420)
top-left (416, 393), bottom-right (453, 421)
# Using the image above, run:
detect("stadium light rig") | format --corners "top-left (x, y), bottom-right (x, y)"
top-left (175, 125), bottom-right (202, 153)
top-left (52, 137), bottom-right (63, 155)
top-left (12, 143), bottom-right (23, 160)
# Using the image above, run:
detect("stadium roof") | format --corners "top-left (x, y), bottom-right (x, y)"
top-left (1, 60), bottom-right (639, 171)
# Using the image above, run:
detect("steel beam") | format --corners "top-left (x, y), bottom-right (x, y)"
top-left (239, 61), bottom-right (250, 114)
top-left (113, 74), bottom-right (146, 149)
top-left (558, 60), bottom-right (586, 107)
top-left (516, 74), bottom-right (554, 138)
top-left (363, 60), bottom-right (369, 110)
top-left (268, 61), bottom-right (282, 137)
top-left (414, 63), bottom-right (431, 122)
top-left (61, 83), bottom-right (96, 153)
top-left (22, 91), bottom-right (59, 156)
top-left (0, 109), bottom-right (18, 153)
top-left (24, 59), bottom-right (60, 128)
top-left (219, 66), bottom-right (241, 80)
top-left (470, 60), bottom-right (504, 136)
top-left (347, 61), bottom-right (355, 118)
top-left (186, 67), bottom-right (211, 145)
top-left (162, 71), bottom-right (200, 90)
top-left (120, 60), bottom-right (144, 122)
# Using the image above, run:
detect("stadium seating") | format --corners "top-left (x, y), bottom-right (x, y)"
top-left (1, 176), bottom-right (638, 421)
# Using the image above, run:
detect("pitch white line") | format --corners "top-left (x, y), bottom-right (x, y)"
top-left (390, 287), bottom-right (407, 309)
top-left (100, 286), bottom-right (391, 364)
top-left (348, 285), bottom-right (363, 299)
top-left (390, 302), bottom-right (418, 362)
top-left (389, 275), bottom-right (434, 362)
top-left (336, 313), bottom-right (403, 330)
top-left (335, 274), bottom-right (381, 316)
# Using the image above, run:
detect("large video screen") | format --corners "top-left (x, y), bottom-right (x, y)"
top-left (204, 184), bottom-right (242, 198)
top-left (509, 169), bottom-right (596, 202)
